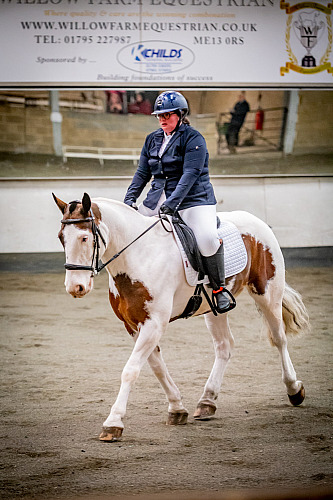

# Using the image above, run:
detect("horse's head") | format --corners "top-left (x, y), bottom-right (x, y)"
top-left (53, 192), bottom-right (104, 298)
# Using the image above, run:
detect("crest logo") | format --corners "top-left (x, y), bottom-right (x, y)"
top-left (280, 1), bottom-right (333, 76)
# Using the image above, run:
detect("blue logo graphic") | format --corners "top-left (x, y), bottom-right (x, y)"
top-left (117, 40), bottom-right (195, 74)
top-left (131, 44), bottom-right (182, 62)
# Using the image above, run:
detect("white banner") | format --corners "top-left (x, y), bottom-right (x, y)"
top-left (0, 0), bottom-right (332, 87)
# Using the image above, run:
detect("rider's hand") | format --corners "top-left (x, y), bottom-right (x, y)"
top-left (159, 204), bottom-right (174, 216)
top-left (131, 202), bottom-right (138, 211)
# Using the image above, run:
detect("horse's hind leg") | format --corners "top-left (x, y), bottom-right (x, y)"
top-left (148, 346), bottom-right (188, 425)
top-left (194, 312), bottom-right (234, 420)
top-left (250, 284), bottom-right (305, 406)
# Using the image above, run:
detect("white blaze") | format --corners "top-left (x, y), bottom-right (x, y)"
top-left (63, 225), bottom-right (94, 297)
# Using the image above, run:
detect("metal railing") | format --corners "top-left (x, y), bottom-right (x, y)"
top-left (216, 107), bottom-right (288, 154)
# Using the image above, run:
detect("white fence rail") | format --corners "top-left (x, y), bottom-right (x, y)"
top-left (62, 146), bottom-right (141, 166)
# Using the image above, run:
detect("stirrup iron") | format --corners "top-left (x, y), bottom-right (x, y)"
top-left (212, 286), bottom-right (236, 314)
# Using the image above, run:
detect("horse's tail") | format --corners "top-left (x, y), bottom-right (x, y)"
top-left (282, 283), bottom-right (310, 336)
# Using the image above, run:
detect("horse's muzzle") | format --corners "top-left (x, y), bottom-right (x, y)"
top-left (65, 275), bottom-right (93, 298)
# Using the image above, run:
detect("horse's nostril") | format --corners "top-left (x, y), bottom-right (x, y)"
top-left (74, 284), bottom-right (85, 294)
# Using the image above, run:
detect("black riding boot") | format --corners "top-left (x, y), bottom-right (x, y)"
top-left (202, 243), bottom-right (231, 314)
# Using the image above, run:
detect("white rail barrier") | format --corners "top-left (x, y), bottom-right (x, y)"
top-left (62, 146), bottom-right (141, 166)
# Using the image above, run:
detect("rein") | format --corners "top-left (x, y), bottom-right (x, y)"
top-left (62, 208), bottom-right (162, 277)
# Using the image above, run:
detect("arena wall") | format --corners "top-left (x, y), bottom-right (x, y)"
top-left (0, 175), bottom-right (331, 253)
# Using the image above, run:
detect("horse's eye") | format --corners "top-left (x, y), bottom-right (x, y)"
top-left (82, 236), bottom-right (88, 243)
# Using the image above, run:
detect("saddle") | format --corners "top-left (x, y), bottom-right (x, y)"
top-left (171, 213), bottom-right (237, 319)
top-left (171, 213), bottom-right (206, 278)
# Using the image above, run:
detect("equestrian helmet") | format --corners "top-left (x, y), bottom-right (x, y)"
top-left (152, 91), bottom-right (188, 116)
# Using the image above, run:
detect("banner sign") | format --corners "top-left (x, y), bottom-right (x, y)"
top-left (0, 0), bottom-right (332, 88)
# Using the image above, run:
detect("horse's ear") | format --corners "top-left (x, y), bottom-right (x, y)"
top-left (52, 193), bottom-right (67, 214)
top-left (82, 192), bottom-right (91, 215)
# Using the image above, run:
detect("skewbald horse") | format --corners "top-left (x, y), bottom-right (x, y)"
top-left (53, 192), bottom-right (309, 442)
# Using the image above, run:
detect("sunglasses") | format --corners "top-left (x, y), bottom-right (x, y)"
top-left (156, 112), bottom-right (176, 120)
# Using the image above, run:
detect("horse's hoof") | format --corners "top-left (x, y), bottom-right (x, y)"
top-left (99, 426), bottom-right (123, 442)
top-left (167, 410), bottom-right (188, 425)
top-left (288, 384), bottom-right (305, 406)
top-left (193, 403), bottom-right (217, 420)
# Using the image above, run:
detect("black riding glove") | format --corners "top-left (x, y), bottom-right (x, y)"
top-left (124, 200), bottom-right (137, 210)
top-left (159, 204), bottom-right (174, 216)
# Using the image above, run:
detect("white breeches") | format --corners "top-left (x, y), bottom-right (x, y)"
top-left (138, 194), bottom-right (220, 257)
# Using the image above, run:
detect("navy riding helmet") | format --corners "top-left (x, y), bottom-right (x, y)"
top-left (152, 91), bottom-right (188, 117)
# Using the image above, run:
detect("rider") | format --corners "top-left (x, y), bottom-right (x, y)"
top-left (124, 90), bottom-right (230, 314)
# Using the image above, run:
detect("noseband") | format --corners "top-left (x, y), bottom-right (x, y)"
top-left (62, 204), bottom-right (163, 277)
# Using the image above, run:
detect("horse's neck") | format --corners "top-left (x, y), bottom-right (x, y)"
top-left (95, 198), bottom-right (155, 263)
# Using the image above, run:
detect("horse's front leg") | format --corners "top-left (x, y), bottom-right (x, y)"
top-left (194, 312), bottom-right (234, 420)
top-left (148, 346), bottom-right (188, 425)
top-left (99, 315), bottom-right (167, 442)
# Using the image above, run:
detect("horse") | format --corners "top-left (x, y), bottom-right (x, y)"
top-left (53, 192), bottom-right (309, 442)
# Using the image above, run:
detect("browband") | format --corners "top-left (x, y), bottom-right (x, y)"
top-left (61, 217), bottom-right (94, 225)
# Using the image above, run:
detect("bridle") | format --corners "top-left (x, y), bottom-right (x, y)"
top-left (61, 205), bottom-right (107, 277)
top-left (61, 205), bottom-right (162, 277)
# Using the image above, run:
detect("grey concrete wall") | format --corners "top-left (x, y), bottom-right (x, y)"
top-left (1, 91), bottom-right (332, 158)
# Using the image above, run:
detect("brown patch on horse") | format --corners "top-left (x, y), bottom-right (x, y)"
top-left (241, 234), bottom-right (276, 295)
top-left (214, 235), bottom-right (275, 300)
top-left (109, 273), bottom-right (153, 336)
top-left (61, 201), bottom-right (101, 224)
top-left (171, 235), bottom-right (275, 321)
top-left (58, 201), bottom-right (102, 247)
top-left (91, 202), bottom-right (102, 222)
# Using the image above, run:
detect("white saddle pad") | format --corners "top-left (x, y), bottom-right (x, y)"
top-left (172, 220), bottom-right (248, 287)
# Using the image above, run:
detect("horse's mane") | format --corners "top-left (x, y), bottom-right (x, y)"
top-left (92, 197), bottom-right (156, 224)
top-left (93, 197), bottom-right (141, 214)
top-left (93, 197), bottom-right (130, 208)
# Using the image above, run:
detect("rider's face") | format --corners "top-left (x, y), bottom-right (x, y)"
top-left (157, 112), bottom-right (179, 135)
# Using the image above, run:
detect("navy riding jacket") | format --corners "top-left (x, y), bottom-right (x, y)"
top-left (124, 123), bottom-right (216, 212)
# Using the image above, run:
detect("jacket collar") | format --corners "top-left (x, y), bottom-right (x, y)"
top-left (156, 123), bottom-right (186, 156)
